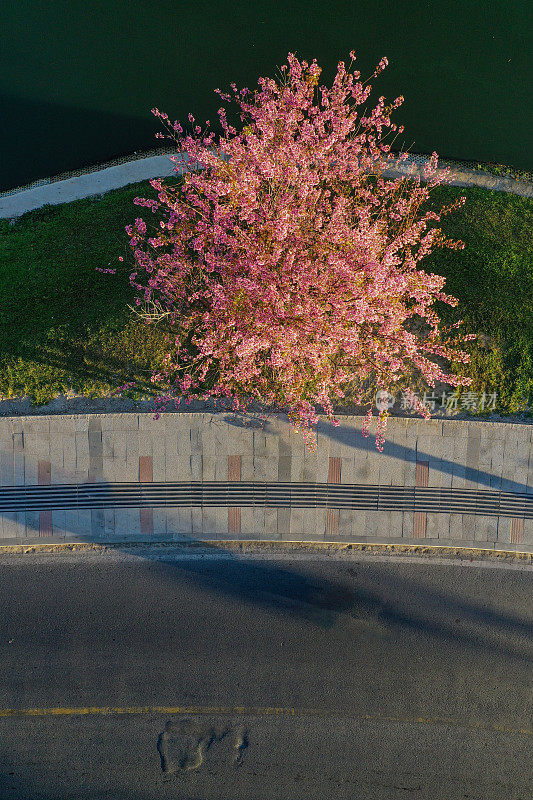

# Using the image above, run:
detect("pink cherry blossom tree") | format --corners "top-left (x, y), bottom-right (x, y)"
top-left (99, 50), bottom-right (475, 452)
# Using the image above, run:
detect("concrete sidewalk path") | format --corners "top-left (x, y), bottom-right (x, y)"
top-left (0, 152), bottom-right (191, 220)
top-left (1, 150), bottom-right (532, 221)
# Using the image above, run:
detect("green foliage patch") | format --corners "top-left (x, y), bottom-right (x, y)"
top-left (421, 184), bottom-right (533, 416)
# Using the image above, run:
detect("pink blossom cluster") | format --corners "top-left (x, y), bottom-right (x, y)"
top-left (101, 51), bottom-right (474, 452)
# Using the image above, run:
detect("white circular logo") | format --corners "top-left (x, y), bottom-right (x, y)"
top-left (375, 390), bottom-right (395, 412)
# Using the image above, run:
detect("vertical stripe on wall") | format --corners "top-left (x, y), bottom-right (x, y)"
top-left (139, 456), bottom-right (154, 536)
top-left (88, 418), bottom-right (104, 538)
top-left (328, 457), bottom-right (341, 484)
top-left (510, 518), bottom-right (524, 544)
top-left (228, 455), bottom-right (242, 535)
top-left (38, 459), bottom-right (52, 537)
top-left (416, 460), bottom-right (429, 487)
top-left (88, 418), bottom-right (103, 483)
top-left (326, 456), bottom-right (341, 537)
top-left (414, 460), bottom-right (429, 538)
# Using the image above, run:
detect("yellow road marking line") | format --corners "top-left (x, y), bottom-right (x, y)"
top-left (0, 706), bottom-right (530, 735)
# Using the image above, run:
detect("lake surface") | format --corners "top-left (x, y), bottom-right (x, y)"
top-left (1, 0), bottom-right (531, 193)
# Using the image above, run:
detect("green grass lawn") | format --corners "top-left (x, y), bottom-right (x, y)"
top-left (0, 174), bottom-right (532, 418)
top-left (423, 183), bottom-right (533, 416)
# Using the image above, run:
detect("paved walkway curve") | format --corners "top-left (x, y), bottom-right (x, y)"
top-left (1, 147), bottom-right (532, 220)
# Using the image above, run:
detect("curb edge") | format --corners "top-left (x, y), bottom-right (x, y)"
top-left (0, 539), bottom-right (531, 562)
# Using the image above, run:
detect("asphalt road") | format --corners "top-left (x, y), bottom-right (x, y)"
top-left (0, 546), bottom-right (531, 799)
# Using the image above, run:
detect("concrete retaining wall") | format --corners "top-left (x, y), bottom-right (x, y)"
top-left (0, 412), bottom-right (531, 552)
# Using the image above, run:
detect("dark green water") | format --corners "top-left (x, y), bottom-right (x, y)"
top-left (1, 0), bottom-right (531, 193)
